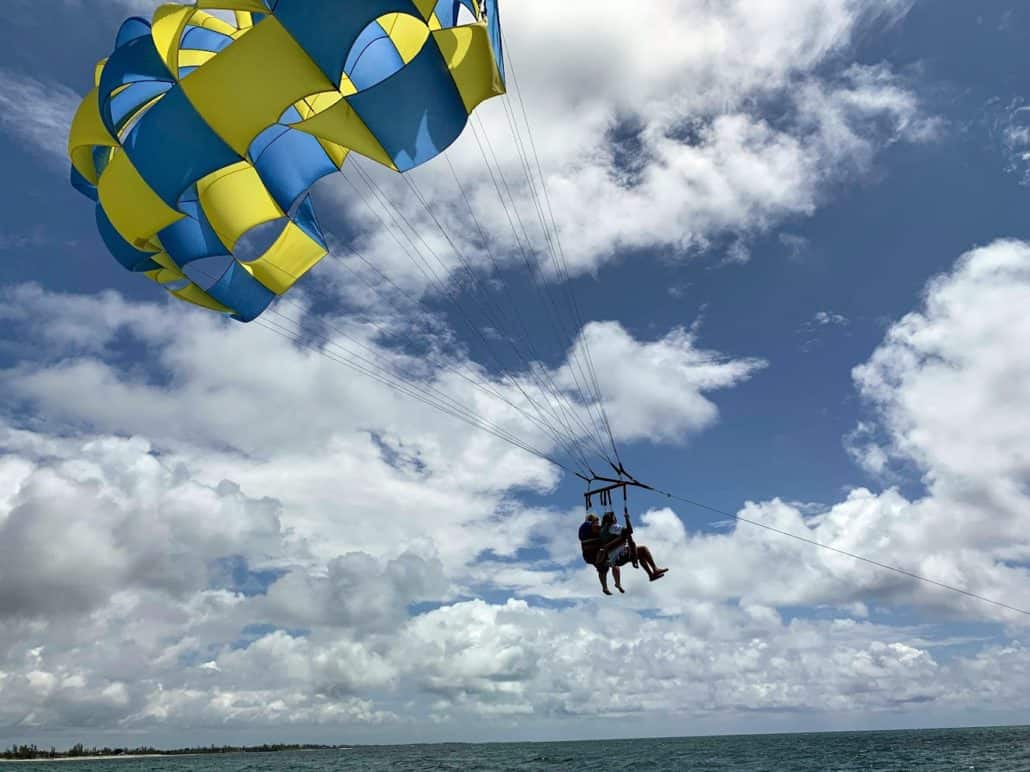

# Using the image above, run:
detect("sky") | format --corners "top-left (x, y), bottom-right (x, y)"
top-left (1, 0), bottom-right (1029, 749)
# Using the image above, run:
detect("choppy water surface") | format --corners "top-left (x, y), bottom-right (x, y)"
top-left (3, 725), bottom-right (1028, 771)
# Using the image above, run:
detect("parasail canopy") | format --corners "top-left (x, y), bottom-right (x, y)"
top-left (68, 0), bottom-right (505, 321)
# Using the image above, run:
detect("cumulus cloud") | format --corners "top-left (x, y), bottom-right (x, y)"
top-left (313, 0), bottom-right (935, 301)
top-left (2, 240), bottom-right (1030, 740)
top-left (0, 427), bottom-right (286, 618)
top-left (3, 591), bottom-right (1028, 738)
top-left (421, 241), bottom-right (1030, 640)
top-left (8, 0), bottom-right (1030, 746)
top-left (0, 282), bottom-right (761, 573)
top-left (852, 240), bottom-right (1030, 499)
top-left (639, 243), bottom-right (1030, 621)
top-left (559, 322), bottom-right (766, 443)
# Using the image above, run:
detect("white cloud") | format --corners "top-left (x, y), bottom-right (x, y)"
top-left (532, 242), bottom-right (1030, 625)
top-left (311, 0), bottom-right (935, 300)
top-left (997, 99), bottom-right (1030, 185)
top-left (9, 0), bottom-right (1030, 746)
top-left (0, 428), bottom-right (287, 618)
top-left (4, 1), bottom-right (935, 296)
top-left (799, 310), bottom-right (851, 350)
top-left (812, 311), bottom-right (850, 327)
top-left (2, 240), bottom-right (1030, 740)
top-left (0, 282), bottom-right (761, 579)
top-left (0, 68), bottom-right (82, 167)
top-left (560, 322), bottom-right (766, 444)
top-left (853, 240), bottom-right (1030, 498)
top-left (682, 242), bottom-right (1030, 620)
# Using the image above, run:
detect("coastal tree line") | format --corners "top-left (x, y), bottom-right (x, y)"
top-left (2, 743), bottom-right (340, 760)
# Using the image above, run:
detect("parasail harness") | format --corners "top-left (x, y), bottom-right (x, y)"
top-left (579, 464), bottom-right (652, 569)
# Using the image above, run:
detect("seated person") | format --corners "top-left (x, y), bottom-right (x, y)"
top-left (580, 512), bottom-right (621, 595)
top-left (578, 512), bottom-right (601, 565)
top-left (596, 511), bottom-right (668, 592)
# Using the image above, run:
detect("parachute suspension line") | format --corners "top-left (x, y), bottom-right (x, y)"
top-left (400, 170), bottom-right (616, 467)
top-left (332, 245), bottom-right (585, 440)
top-left (440, 152), bottom-right (611, 460)
top-left (466, 116), bottom-right (615, 466)
top-left (338, 163), bottom-right (598, 476)
top-left (251, 312), bottom-right (573, 473)
top-left (344, 164), bottom-right (599, 474)
top-left (182, 261), bottom-right (568, 471)
top-left (480, 59), bottom-right (616, 464)
top-left (442, 125), bottom-right (601, 459)
top-left (644, 485), bottom-right (1030, 619)
top-left (348, 160), bottom-right (611, 475)
top-left (477, 109), bottom-right (613, 465)
top-left (501, 44), bottom-right (624, 469)
top-left (580, 471), bottom-right (1030, 618)
top-left (178, 254), bottom-right (573, 473)
top-left (467, 115), bottom-right (604, 439)
top-left (489, 100), bottom-right (615, 465)
top-left (330, 243), bottom-right (609, 471)
top-left (261, 304), bottom-right (572, 469)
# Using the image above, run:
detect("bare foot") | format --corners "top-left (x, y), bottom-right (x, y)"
top-left (615, 584), bottom-right (625, 593)
top-left (603, 588), bottom-right (613, 595)
top-left (649, 571), bottom-right (667, 582)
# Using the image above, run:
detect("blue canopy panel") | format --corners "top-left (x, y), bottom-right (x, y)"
top-left (180, 27), bottom-right (235, 54)
top-left (272, 0), bottom-right (424, 88)
top-left (108, 80), bottom-right (172, 133)
top-left (69, 0), bottom-right (504, 324)
top-left (346, 35), bottom-right (468, 171)
top-left (182, 254), bottom-right (234, 290)
top-left (121, 84), bottom-right (243, 207)
top-left (96, 206), bottom-right (162, 272)
top-left (249, 123), bottom-right (291, 163)
top-left (71, 167), bottom-right (98, 202)
top-left (92, 146), bottom-right (112, 178)
top-left (204, 261), bottom-right (277, 322)
top-left (252, 128), bottom-right (338, 214)
top-left (98, 32), bottom-right (174, 136)
top-left (178, 27), bottom-right (236, 79)
top-left (115, 17), bottom-right (153, 48)
top-left (346, 21), bottom-right (405, 92)
top-left (433, 0), bottom-right (477, 28)
top-left (292, 194), bottom-right (327, 248)
top-left (159, 199), bottom-right (228, 266)
top-left (483, 0), bottom-right (504, 82)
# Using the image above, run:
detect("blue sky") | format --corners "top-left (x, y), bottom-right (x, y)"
top-left (1, 0), bottom-right (1029, 749)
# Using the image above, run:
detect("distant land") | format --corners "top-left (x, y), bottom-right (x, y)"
top-left (1, 743), bottom-right (343, 762)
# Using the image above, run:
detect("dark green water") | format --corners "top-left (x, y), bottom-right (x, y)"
top-left (2, 726), bottom-right (1028, 770)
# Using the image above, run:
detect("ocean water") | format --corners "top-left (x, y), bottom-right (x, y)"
top-left (2, 726), bottom-right (1028, 771)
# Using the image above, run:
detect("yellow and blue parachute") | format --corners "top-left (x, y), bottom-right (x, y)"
top-left (68, 0), bottom-right (505, 321)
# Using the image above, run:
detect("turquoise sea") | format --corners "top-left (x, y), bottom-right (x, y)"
top-left (2, 726), bottom-right (1029, 771)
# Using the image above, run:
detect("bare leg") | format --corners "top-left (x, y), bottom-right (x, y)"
top-left (613, 566), bottom-right (624, 592)
top-left (636, 547), bottom-right (668, 580)
top-left (637, 546), bottom-right (656, 575)
top-left (597, 566), bottom-right (612, 595)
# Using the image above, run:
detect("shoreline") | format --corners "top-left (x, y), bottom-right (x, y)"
top-left (0, 755), bottom-right (197, 764)
top-left (0, 748), bottom-right (345, 764)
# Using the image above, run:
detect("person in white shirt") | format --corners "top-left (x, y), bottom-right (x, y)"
top-left (595, 511), bottom-right (668, 594)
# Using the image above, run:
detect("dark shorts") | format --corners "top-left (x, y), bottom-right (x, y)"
top-left (581, 542), bottom-right (599, 565)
